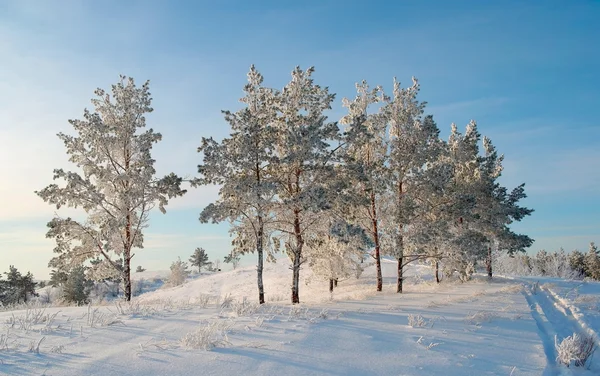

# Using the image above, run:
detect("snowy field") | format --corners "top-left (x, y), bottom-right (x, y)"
top-left (1, 261), bottom-right (599, 376)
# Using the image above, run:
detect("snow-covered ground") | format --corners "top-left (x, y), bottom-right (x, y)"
top-left (1, 261), bottom-right (599, 375)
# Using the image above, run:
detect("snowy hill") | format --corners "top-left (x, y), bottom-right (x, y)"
top-left (1, 262), bottom-right (600, 375)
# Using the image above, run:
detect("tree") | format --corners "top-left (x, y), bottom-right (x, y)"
top-left (63, 265), bottom-right (93, 305)
top-left (383, 78), bottom-right (441, 293)
top-left (224, 252), bottom-right (241, 269)
top-left (306, 221), bottom-right (369, 292)
top-left (473, 135), bottom-right (534, 279)
top-left (340, 80), bottom-right (389, 292)
top-left (584, 242), bottom-right (600, 280)
top-left (135, 265), bottom-right (146, 273)
top-left (189, 247), bottom-right (210, 273)
top-left (0, 266), bottom-right (37, 305)
top-left (49, 268), bottom-right (69, 287)
top-left (168, 257), bottom-right (190, 286)
top-left (195, 66), bottom-right (278, 304)
top-left (36, 76), bottom-right (186, 301)
top-left (270, 66), bottom-right (339, 304)
top-left (569, 249), bottom-right (585, 277)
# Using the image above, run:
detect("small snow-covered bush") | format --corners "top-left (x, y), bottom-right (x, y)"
top-left (180, 321), bottom-right (231, 350)
top-left (464, 311), bottom-right (498, 325)
top-left (407, 314), bottom-right (427, 328)
top-left (167, 258), bottom-right (190, 287)
top-left (224, 297), bottom-right (259, 317)
top-left (193, 294), bottom-right (212, 308)
top-left (555, 332), bottom-right (596, 368)
top-left (114, 301), bottom-right (159, 317)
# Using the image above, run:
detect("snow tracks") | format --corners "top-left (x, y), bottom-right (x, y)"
top-left (523, 282), bottom-right (599, 375)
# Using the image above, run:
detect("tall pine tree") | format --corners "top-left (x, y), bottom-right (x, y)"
top-left (36, 76), bottom-right (186, 301)
top-left (195, 66), bottom-right (278, 304)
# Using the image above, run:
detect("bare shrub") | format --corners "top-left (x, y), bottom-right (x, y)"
top-left (28, 336), bottom-right (46, 354)
top-left (228, 297), bottom-right (259, 317)
top-left (555, 332), bottom-right (596, 368)
top-left (114, 301), bottom-right (158, 317)
top-left (180, 321), bottom-right (231, 350)
top-left (193, 294), bottom-right (212, 308)
top-left (408, 314), bottom-right (427, 328)
top-left (464, 311), bottom-right (498, 325)
top-left (0, 329), bottom-right (16, 350)
top-left (218, 294), bottom-right (234, 309)
top-left (50, 345), bottom-right (65, 354)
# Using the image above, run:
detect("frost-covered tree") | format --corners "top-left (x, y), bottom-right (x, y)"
top-left (473, 135), bottom-right (533, 279)
top-left (189, 247), bottom-right (210, 273)
top-left (223, 252), bottom-right (241, 269)
top-left (195, 66), bottom-right (278, 304)
top-left (569, 250), bottom-right (585, 277)
top-left (584, 242), bottom-right (600, 280)
top-left (306, 220), bottom-right (369, 292)
top-left (36, 76), bottom-right (186, 301)
top-left (168, 257), bottom-right (190, 286)
top-left (340, 80), bottom-right (389, 292)
top-left (383, 78), bottom-right (441, 293)
top-left (271, 66), bottom-right (339, 304)
top-left (135, 265), bottom-right (146, 273)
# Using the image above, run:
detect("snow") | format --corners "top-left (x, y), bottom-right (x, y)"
top-left (1, 262), bottom-right (600, 375)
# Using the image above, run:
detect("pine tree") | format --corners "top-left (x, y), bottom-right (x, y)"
top-left (189, 247), bottom-right (210, 273)
top-left (195, 66), bottom-right (278, 304)
top-left (49, 268), bottom-right (69, 287)
top-left (1, 266), bottom-right (37, 304)
top-left (270, 66), bottom-right (339, 304)
top-left (584, 242), bottom-right (600, 280)
top-left (223, 253), bottom-right (241, 269)
top-left (569, 249), bottom-right (585, 277)
top-left (340, 80), bottom-right (389, 292)
top-left (383, 78), bottom-right (441, 293)
top-left (474, 135), bottom-right (533, 279)
top-left (36, 76), bottom-right (186, 301)
top-left (63, 266), bottom-right (92, 305)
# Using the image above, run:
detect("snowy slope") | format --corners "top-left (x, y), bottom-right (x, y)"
top-left (1, 262), bottom-right (599, 375)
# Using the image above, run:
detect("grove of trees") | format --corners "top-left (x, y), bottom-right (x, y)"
top-left (37, 67), bottom-right (535, 304)
top-left (195, 66), bottom-right (534, 304)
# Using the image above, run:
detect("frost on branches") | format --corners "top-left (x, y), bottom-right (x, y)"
top-left (195, 65), bottom-right (278, 304)
top-left (270, 66), bottom-right (339, 304)
top-left (36, 76), bottom-right (186, 301)
top-left (340, 80), bottom-right (388, 292)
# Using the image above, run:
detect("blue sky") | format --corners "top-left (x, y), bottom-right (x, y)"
top-left (0, 0), bottom-right (598, 279)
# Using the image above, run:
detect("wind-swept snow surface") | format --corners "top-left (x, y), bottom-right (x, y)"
top-left (3, 261), bottom-right (600, 375)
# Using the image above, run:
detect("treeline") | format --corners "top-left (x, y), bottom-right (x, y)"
top-left (495, 242), bottom-right (600, 280)
top-left (36, 67), bottom-right (533, 305)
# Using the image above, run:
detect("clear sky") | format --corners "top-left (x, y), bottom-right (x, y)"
top-left (0, 0), bottom-right (598, 279)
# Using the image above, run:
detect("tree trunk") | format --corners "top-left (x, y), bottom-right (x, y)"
top-left (291, 209), bottom-right (303, 304)
top-left (329, 278), bottom-right (334, 293)
top-left (124, 211), bottom-right (132, 301)
top-left (257, 215), bottom-right (265, 304)
top-left (486, 246), bottom-right (493, 280)
top-left (396, 233), bottom-right (404, 293)
top-left (291, 252), bottom-right (301, 304)
top-left (334, 279), bottom-right (338, 287)
top-left (370, 192), bottom-right (382, 292)
top-left (396, 257), bottom-right (403, 293)
top-left (124, 255), bottom-right (132, 301)
top-left (435, 260), bottom-right (440, 284)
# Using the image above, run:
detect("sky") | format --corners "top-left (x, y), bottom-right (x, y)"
top-left (0, 0), bottom-right (598, 279)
